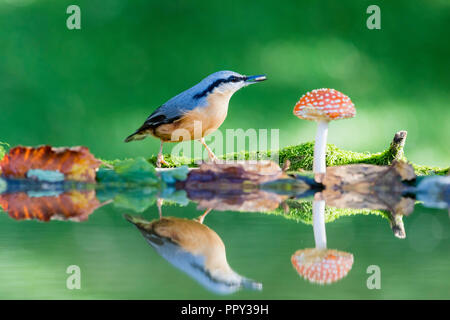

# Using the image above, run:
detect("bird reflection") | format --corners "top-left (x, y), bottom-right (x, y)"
top-left (124, 209), bottom-right (262, 295)
top-left (291, 199), bottom-right (354, 285)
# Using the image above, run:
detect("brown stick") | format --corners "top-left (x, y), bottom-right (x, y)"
top-left (388, 130), bottom-right (407, 161)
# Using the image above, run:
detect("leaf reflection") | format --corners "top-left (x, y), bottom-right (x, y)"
top-left (0, 190), bottom-right (106, 222)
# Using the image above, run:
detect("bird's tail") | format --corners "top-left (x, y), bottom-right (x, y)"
top-left (241, 278), bottom-right (263, 291)
top-left (124, 131), bottom-right (147, 143)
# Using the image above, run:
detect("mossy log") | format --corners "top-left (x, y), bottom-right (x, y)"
top-left (317, 160), bottom-right (416, 216)
top-left (265, 199), bottom-right (406, 239)
top-left (148, 131), bottom-right (448, 176)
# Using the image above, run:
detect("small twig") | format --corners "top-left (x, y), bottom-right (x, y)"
top-left (281, 201), bottom-right (290, 214)
top-left (389, 213), bottom-right (406, 239)
top-left (100, 160), bottom-right (114, 169)
top-left (387, 131), bottom-right (407, 162)
top-left (282, 159), bottom-right (291, 172)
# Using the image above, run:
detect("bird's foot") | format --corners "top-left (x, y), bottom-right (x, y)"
top-left (207, 153), bottom-right (219, 164)
top-left (157, 198), bottom-right (163, 219)
top-left (200, 138), bottom-right (220, 164)
top-left (156, 154), bottom-right (170, 168)
top-left (196, 208), bottom-right (212, 224)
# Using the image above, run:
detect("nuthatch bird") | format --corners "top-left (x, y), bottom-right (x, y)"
top-left (124, 71), bottom-right (267, 167)
top-left (124, 214), bottom-right (262, 294)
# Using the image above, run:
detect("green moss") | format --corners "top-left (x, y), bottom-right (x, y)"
top-left (265, 199), bottom-right (390, 225)
top-left (412, 164), bottom-right (448, 176)
top-left (0, 142), bottom-right (8, 160)
top-left (147, 154), bottom-right (197, 168)
top-left (278, 142), bottom-right (393, 170)
top-left (147, 141), bottom-right (448, 176)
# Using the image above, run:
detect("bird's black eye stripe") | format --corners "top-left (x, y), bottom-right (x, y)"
top-left (228, 75), bottom-right (244, 82)
top-left (193, 75), bottom-right (244, 99)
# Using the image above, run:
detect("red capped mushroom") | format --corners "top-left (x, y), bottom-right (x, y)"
top-left (291, 248), bottom-right (354, 284)
top-left (293, 88), bottom-right (356, 173)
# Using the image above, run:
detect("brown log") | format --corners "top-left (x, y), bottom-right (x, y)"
top-left (318, 161), bottom-right (416, 217)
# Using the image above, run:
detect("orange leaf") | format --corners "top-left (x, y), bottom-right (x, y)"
top-left (0, 146), bottom-right (101, 182)
top-left (0, 190), bottom-right (103, 222)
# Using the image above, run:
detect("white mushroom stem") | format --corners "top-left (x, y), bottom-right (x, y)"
top-left (313, 120), bottom-right (329, 174)
top-left (312, 200), bottom-right (327, 249)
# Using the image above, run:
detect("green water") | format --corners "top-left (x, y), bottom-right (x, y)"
top-left (0, 200), bottom-right (448, 299)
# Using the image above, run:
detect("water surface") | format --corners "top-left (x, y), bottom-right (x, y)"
top-left (0, 181), bottom-right (448, 299)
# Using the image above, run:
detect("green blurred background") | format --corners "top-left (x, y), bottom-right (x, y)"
top-left (0, 0), bottom-right (448, 166)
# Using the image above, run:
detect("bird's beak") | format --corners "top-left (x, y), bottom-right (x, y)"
top-left (124, 214), bottom-right (151, 229)
top-left (245, 74), bottom-right (267, 83)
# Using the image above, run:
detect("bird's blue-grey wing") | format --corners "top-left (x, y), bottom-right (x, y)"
top-left (140, 87), bottom-right (207, 130)
top-left (125, 80), bottom-right (209, 142)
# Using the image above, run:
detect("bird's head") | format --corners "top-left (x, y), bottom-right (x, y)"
top-left (193, 71), bottom-right (266, 99)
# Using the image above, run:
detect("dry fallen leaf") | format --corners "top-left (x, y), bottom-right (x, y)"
top-left (0, 190), bottom-right (104, 222)
top-left (0, 146), bottom-right (101, 182)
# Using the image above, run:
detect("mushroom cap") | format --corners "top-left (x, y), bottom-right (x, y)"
top-left (293, 88), bottom-right (356, 121)
top-left (291, 248), bottom-right (354, 284)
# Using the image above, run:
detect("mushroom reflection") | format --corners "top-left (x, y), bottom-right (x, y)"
top-left (291, 200), bottom-right (354, 285)
top-left (124, 212), bottom-right (262, 295)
